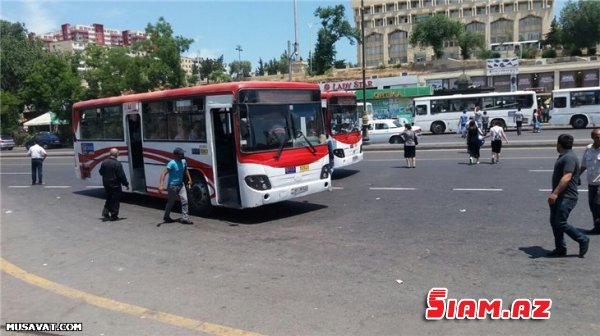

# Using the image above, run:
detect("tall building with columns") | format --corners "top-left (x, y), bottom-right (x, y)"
top-left (351, 0), bottom-right (554, 66)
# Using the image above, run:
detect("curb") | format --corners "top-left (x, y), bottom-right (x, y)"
top-left (364, 140), bottom-right (589, 151)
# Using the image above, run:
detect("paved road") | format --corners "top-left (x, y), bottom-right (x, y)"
top-left (1, 148), bottom-right (599, 335)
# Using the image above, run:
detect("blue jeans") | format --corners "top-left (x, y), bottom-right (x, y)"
top-left (549, 197), bottom-right (587, 251)
top-left (164, 184), bottom-right (189, 220)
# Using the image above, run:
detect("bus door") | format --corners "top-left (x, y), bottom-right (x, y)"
top-left (210, 107), bottom-right (240, 207)
top-left (125, 112), bottom-right (146, 192)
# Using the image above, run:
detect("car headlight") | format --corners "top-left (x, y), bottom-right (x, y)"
top-left (320, 165), bottom-right (329, 179)
top-left (244, 175), bottom-right (271, 190)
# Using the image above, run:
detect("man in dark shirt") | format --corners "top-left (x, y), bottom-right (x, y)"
top-left (547, 134), bottom-right (590, 257)
top-left (99, 148), bottom-right (129, 221)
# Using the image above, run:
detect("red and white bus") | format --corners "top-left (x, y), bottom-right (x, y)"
top-left (73, 82), bottom-right (332, 215)
top-left (321, 91), bottom-right (363, 169)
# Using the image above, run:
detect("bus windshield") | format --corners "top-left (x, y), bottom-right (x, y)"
top-left (330, 104), bottom-right (360, 135)
top-left (239, 102), bottom-right (325, 152)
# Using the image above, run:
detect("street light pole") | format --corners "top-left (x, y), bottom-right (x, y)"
top-left (361, 0), bottom-right (369, 141)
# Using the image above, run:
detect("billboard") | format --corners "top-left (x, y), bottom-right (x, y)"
top-left (486, 57), bottom-right (519, 76)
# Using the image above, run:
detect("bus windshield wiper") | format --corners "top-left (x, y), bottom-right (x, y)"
top-left (295, 130), bottom-right (317, 154)
top-left (274, 133), bottom-right (288, 160)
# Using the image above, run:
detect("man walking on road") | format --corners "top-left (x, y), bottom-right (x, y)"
top-left (513, 107), bottom-right (524, 136)
top-left (579, 128), bottom-right (600, 234)
top-left (159, 147), bottom-right (193, 224)
top-left (99, 148), bottom-right (129, 221)
top-left (547, 134), bottom-right (590, 257)
top-left (26, 140), bottom-right (47, 185)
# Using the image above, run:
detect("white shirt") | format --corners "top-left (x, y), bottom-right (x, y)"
top-left (581, 144), bottom-right (600, 185)
top-left (489, 125), bottom-right (504, 141)
top-left (27, 144), bottom-right (47, 159)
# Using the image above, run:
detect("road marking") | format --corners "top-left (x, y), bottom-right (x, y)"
top-left (8, 186), bottom-right (31, 188)
top-left (331, 187), bottom-right (344, 190)
top-left (539, 189), bottom-right (588, 192)
top-left (0, 172), bottom-right (30, 175)
top-left (0, 163), bottom-right (73, 166)
top-left (452, 188), bottom-right (503, 191)
top-left (43, 186), bottom-right (71, 189)
top-left (85, 186), bottom-right (104, 189)
top-left (0, 258), bottom-right (264, 336)
top-left (529, 170), bottom-right (553, 172)
top-left (364, 156), bottom-right (557, 162)
top-left (369, 187), bottom-right (417, 190)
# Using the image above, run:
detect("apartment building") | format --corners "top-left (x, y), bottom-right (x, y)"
top-left (40, 23), bottom-right (146, 52)
top-left (351, 0), bottom-right (554, 66)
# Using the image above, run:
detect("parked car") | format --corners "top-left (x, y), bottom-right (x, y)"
top-left (0, 134), bottom-right (15, 150)
top-left (24, 132), bottom-right (62, 150)
top-left (366, 119), bottom-right (422, 144)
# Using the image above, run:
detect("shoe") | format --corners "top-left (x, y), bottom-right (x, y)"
top-left (579, 238), bottom-right (590, 258)
top-left (179, 219), bottom-right (194, 225)
top-left (469, 157), bottom-right (473, 165)
top-left (163, 217), bottom-right (175, 223)
top-left (32, 181), bottom-right (37, 185)
top-left (546, 249), bottom-right (567, 257)
top-left (491, 157), bottom-right (495, 164)
top-left (584, 228), bottom-right (600, 235)
top-left (476, 160), bottom-right (480, 164)
top-left (109, 216), bottom-right (120, 221)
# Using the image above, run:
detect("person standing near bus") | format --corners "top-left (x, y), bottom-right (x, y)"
top-left (481, 111), bottom-right (490, 134)
top-left (401, 123), bottom-right (418, 168)
top-left (578, 128), bottom-right (600, 235)
top-left (546, 134), bottom-right (589, 257)
top-left (458, 111), bottom-right (468, 138)
top-left (159, 147), bottom-right (193, 225)
top-left (466, 120), bottom-right (483, 165)
top-left (473, 106), bottom-right (482, 129)
top-left (26, 140), bottom-right (47, 185)
top-left (513, 107), bottom-right (524, 136)
top-left (487, 120), bottom-right (509, 164)
top-left (99, 148), bottom-right (129, 221)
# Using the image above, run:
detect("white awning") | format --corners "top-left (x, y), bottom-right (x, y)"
top-left (23, 112), bottom-right (68, 126)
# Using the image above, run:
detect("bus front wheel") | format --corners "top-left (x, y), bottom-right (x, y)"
top-left (431, 121), bottom-right (446, 135)
top-left (188, 177), bottom-right (212, 216)
top-left (571, 116), bottom-right (588, 129)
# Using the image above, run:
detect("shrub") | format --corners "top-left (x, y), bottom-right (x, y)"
top-left (542, 49), bottom-right (557, 58)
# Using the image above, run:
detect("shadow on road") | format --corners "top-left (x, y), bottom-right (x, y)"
top-left (332, 169), bottom-right (359, 180)
top-left (519, 245), bottom-right (581, 259)
top-left (74, 188), bottom-right (327, 225)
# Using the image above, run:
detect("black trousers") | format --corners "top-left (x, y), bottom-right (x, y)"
top-left (31, 158), bottom-right (43, 183)
top-left (588, 185), bottom-right (600, 229)
top-left (103, 186), bottom-right (122, 219)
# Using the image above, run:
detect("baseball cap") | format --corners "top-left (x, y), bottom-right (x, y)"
top-left (173, 147), bottom-right (185, 155)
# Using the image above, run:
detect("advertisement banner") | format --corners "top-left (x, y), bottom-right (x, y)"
top-left (486, 57), bottom-right (519, 76)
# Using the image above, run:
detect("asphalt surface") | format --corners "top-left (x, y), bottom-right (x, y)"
top-left (2, 147), bottom-right (599, 335)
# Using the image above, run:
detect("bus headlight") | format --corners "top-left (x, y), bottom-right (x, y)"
top-left (333, 149), bottom-right (345, 158)
top-left (245, 175), bottom-right (272, 190)
top-left (320, 166), bottom-right (329, 179)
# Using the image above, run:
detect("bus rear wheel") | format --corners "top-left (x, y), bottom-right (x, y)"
top-left (571, 116), bottom-right (588, 129)
top-left (431, 121), bottom-right (446, 135)
top-left (188, 177), bottom-right (212, 216)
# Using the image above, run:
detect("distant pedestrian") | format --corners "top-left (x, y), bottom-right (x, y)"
top-left (513, 107), bottom-right (524, 136)
top-left (532, 109), bottom-right (542, 133)
top-left (401, 123), bottom-right (418, 168)
top-left (159, 147), bottom-right (193, 224)
top-left (26, 140), bottom-right (47, 185)
top-left (578, 128), bottom-right (600, 235)
top-left (99, 148), bottom-right (129, 221)
top-left (473, 106), bottom-right (482, 129)
top-left (546, 134), bottom-right (589, 258)
top-left (481, 111), bottom-right (490, 134)
top-left (458, 111), bottom-right (468, 138)
top-left (542, 104), bottom-right (550, 123)
top-left (487, 120), bottom-right (509, 164)
top-left (466, 120), bottom-right (483, 165)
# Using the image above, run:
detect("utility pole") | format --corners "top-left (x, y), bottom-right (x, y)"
top-left (235, 45), bottom-right (243, 63)
top-left (361, 0), bottom-right (369, 141)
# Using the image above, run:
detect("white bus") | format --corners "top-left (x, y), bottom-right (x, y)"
top-left (412, 91), bottom-right (538, 134)
top-left (549, 86), bottom-right (600, 129)
top-left (72, 82), bottom-right (332, 216)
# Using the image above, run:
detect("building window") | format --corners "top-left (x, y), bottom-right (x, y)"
top-left (375, 19), bottom-right (384, 27)
top-left (411, 1), bottom-right (419, 9)
top-left (519, 16), bottom-right (542, 41)
top-left (450, 10), bottom-right (460, 18)
top-left (490, 18), bottom-right (514, 44)
top-left (366, 33), bottom-right (384, 67)
top-left (374, 5), bottom-right (383, 13)
top-left (386, 3), bottom-right (395, 12)
top-left (504, 4), bottom-right (514, 12)
top-left (463, 8), bottom-right (472, 17)
top-left (518, 1), bottom-right (529, 11)
top-left (387, 17), bottom-right (395, 25)
top-left (466, 21), bottom-right (485, 34)
top-left (388, 30), bottom-right (408, 64)
top-left (476, 6), bottom-right (487, 15)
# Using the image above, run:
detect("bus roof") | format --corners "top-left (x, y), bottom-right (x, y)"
top-left (552, 86), bottom-right (600, 94)
top-left (412, 91), bottom-right (536, 102)
top-left (73, 81), bottom-right (320, 110)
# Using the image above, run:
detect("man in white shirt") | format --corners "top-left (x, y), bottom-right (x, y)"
top-left (26, 140), bottom-right (47, 185)
top-left (513, 108), bottom-right (524, 136)
top-left (579, 128), bottom-right (600, 234)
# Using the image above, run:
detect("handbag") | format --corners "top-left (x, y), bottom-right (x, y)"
top-left (414, 134), bottom-right (419, 146)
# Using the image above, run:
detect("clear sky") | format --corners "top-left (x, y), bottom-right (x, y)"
top-left (1, 0), bottom-right (567, 70)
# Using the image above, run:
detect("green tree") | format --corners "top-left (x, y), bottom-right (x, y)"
top-left (409, 15), bottom-right (463, 60)
top-left (457, 30), bottom-right (485, 60)
top-left (256, 58), bottom-right (265, 76)
top-left (0, 91), bottom-right (22, 134)
top-left (229, 60), bottom-right (252, 78)
top-left (199, 56), bottom-right (227, 84)
top-left (20, 52), bottom-right (82, 121)
top-left (560, 0), bottom-right (600, 55)
top-left (312, 5), bottom-right (359, 75)
top-left (543, 16), bottom-right (562, 49)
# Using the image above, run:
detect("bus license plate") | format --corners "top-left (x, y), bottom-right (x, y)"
top-left (299, 164), bottom-right (309, 172)
top-left (291, 185), bottom-right (308, 195)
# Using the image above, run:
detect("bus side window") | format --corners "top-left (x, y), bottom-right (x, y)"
top-left (416, 105), bottom-right (427, 115)
top-left (554, 97), bottom-right (567, 108)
